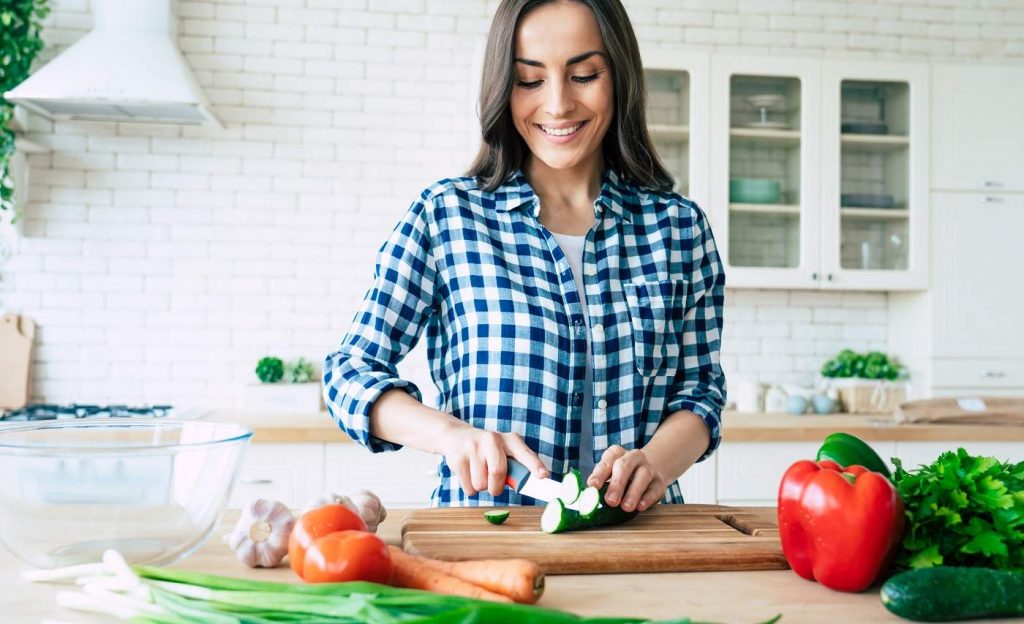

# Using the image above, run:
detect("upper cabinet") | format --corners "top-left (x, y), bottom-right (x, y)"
top-left (932, 64), bottom-right (1024, 193)
top-left (819, 60), bottom-right (929, 291)
top-left (710, 56), bottom-right (822, 289)
top-left (643, 54), bottom-right (933, 291)
top-left (641, 49), bottom-right (710, 209)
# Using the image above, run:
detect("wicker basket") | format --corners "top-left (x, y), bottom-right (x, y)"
top-left (828, 380), bottom-right (908, 414)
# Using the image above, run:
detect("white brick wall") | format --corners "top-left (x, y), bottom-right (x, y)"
top-left (2, 0), bottom-right (1023, 408)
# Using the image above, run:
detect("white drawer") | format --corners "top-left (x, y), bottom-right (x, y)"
top-left (229, 443), bottom-right (325, 509)
top-left (895, 441), bottom-right (1024, 467)
top-left (932, 358), bottom-right (1024, 388)
top-left (716, 440), bottom-right (897, 502)
top-left (325, 445), bottom-right (439, 508)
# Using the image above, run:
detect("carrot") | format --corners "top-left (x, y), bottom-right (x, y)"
top-left (387, 546), bottom-right (513, 603)
top-left (417, 557), bottom-right (545, 604)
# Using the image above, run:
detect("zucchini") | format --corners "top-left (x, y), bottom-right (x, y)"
top-left (559, 469), bottom-right (584, 506)
top-left (483, 510), bottom-right (510, 525)
top-left (881, 566), bottom-right (1024, 621)
top-left (541, 486), bottom-right (638, 534)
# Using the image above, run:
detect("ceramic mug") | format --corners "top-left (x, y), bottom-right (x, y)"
top-left (786, 394), bottom-right (808, 415)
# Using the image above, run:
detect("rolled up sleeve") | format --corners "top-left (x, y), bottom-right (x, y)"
top-left (666, 204), bottom-right (727, 462)
top-left (323, 198), bottom-right (437, 453)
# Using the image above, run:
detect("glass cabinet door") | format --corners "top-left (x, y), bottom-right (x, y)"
top-left (645, 68), bottom-right (691, 196)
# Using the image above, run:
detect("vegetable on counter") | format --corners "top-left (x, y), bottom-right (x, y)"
top-left (891, 448), bottom-right (1024, 571)
top-left (304, 489), bottom-right (388, 533)
top-left (483, 509), bottom-right (510, 525)
top-left (777, 459), bottom-right (905, 592)
top-left (288, 503), bottom-right (368, 578)
top-left (26, 549), bottom-right (781, 623)
top-left (414, 554), bottom-right (545, 605)
top-left (222, 498), bottom-right (295, 568)
top-left (387, 546), bottom-right (514, 603)
top-left (880, 566), bottom-right (1024, 621)
top-left (302, 530), bottom-right (392, 584)
top-left (542, 474), bottom-right (639, 534)
top-left (816, 431), bottom-right (892, 480)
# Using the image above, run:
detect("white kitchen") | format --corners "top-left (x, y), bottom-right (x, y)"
top-left (0, 1), bottom-right (1022, 622)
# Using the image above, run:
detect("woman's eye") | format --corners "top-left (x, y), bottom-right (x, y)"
top-left (516, 79), bottom-right (543, 89)
top-left (572, 73), bottom-right (600, 84)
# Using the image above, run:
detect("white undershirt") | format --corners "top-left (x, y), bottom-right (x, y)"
top-left (549, 231), bottom-right (595, 477)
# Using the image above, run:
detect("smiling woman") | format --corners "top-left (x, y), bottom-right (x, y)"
top-left (324, 0), bottom-right (727, 511)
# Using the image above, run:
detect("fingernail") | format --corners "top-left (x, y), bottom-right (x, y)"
top-left (638, 501), bottom-right (648, 511)
top-left (624, 499), bottom-right (635, 511)
top-left (606, 494), bottom-right (618, 505)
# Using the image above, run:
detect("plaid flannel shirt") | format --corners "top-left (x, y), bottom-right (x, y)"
top-left (324, 168), bottom-right (726, 506)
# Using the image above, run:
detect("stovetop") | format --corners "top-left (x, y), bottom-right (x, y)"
top-left (0, 403), bottom-right (176, 421)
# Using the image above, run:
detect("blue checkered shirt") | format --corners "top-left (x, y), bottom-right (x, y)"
top-left (324, 169), bottom-right (726, 507)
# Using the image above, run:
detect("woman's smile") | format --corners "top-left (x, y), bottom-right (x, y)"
top-left (535, 120), bottom-right (590, 143)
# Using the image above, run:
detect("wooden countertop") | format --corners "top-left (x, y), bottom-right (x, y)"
top-left (0, 508), bottom-right (965, 624)
top-left (209, 409), bottom-right (1024, 444)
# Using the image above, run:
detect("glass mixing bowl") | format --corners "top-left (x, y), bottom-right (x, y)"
top-left (0, 418), bottom-right (252, 568)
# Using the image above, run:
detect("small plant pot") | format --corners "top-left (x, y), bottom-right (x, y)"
top-left (243, 382), bottom-right (323, 414)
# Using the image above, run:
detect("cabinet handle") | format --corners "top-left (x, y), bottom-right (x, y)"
top-left (981, 371), bottom-right (1006, 378)
top-left (240, 477), bottom-right (273, 485)
top-left (983, 196), bottom-right (1004, 203)
top-left (826, 273), bottom-right (835, 282)
top-left (982, 180), bottom-right (1004, 188)
top-left (811, 272), bottom-right (819, 281)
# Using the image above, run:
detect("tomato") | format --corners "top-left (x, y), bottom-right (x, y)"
top-left (302, 530), bottom-right (392, 584)
top-left (289, 503), bottom-right (368, 578)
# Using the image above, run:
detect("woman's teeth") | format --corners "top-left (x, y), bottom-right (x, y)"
top-left (541, 122), bottom-right (584, 136)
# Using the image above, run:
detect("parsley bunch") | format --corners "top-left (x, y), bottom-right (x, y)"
top-left (892, 449), bottom-right (1024, 570)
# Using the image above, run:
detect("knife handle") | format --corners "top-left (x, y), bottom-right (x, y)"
top-left (505, 458), bottom-right (530, 491)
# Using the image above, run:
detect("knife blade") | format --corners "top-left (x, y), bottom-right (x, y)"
top-left (505, 458), bottom-right (562, 502)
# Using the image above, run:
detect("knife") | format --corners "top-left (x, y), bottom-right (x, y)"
top-left (505, 458), bottom-right (562, 502)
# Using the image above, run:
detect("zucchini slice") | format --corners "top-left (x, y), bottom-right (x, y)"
top-left (559, 469), bottom-right (585, 506)
top-left (541, 491), bottom-right (638, 534)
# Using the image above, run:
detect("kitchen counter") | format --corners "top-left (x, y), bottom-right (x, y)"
top-left (0, 508), bottom-right (976, 624)
top-left (210, 409), bottom-right (1024, 443)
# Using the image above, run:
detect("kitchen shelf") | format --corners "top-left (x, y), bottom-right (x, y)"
top-left (730, 203), bottom-right (801, 215)
top-left (841, 133), bottom-right (909, 151)
top-left (649, 124), bottom-right (689, 141)
top-left (840, 207), bottom-right (909, 219)
top-left (729, 127), bottom-right (801, 147)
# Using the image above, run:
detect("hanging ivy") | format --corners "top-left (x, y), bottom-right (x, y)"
top-left (1, 0), bottom-right (50, 221)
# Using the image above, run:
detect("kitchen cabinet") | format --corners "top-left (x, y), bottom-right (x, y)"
top-left (640, 48), bottom-right (710, 208)
top-left (932, 64), bottom-right (1024, 193)
top-left (704, 56), bottom-right (928, 291)
top-left (324, 445), bottom-right (440, 508)
top-left (229, 443), bottom-right (325, 509)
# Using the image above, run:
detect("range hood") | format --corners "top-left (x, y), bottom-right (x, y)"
top-left (5, 0), bottom-right (220, 127)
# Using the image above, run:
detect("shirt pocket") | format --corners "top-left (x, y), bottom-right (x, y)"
top-left (623, 279), bottom-right (688, 377)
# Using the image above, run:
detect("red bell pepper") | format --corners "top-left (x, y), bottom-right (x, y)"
top-left (777, 459), bottom-right (904, 592)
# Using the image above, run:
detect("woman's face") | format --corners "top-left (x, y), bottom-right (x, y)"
top-left (509, 1), bottom-right (614, 172)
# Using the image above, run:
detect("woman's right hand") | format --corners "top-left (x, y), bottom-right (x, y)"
top-left (440, 425), bottom-right (550, 497)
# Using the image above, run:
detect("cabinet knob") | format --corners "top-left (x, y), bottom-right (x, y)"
top-left (983, 196), bottom-right (1004, 203)
top-left (981, 370), bottom-right (1006, 378)
top-left (811, 272), bottom-right (819, 281)
top-left (982, 180), bottom-right (1004, 188)
top-left (826, 273), bottom-right (835, 282)
top-left (240, 477), bottom-right (273, 485)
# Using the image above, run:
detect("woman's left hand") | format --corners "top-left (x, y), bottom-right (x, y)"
top-left (586, 445), bottom-right (667, 513)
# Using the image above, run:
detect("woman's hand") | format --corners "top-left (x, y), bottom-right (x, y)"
top-left (587, 445), bottom-right (667, 513)
top-left (441, 425), bottom-right (550, 497)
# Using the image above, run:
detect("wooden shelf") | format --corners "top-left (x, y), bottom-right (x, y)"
top-left (840, 207), bottom-right (910, 219)
top-left (729, 127), bottom-right (800, 147)
top-left (649, 124), bottom-right (689, 141)
top-left (841, 133), bottom-right (909, 151)
top-left (730, 203), bottom-right (801, 215)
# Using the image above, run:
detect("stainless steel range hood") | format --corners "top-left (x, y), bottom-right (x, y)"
top-left (4, 0), bottom-right (220, 127)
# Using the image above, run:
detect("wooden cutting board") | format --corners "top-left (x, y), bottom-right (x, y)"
top-left (402, 504), bottom-right (788, 575)
top-left (0, 313), bottom-right (35, 410)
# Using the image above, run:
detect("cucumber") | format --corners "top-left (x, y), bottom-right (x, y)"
top-left (483, 510), bottom-right (510, 525)
top-left (881, 567), bottom-right (1024, 621)
top-left (541, 487), bottom-right (638, 534)
top-left (559, 469), bottom-right (585, 506)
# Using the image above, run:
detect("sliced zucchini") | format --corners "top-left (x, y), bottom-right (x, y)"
top-left (541, 491), bottom-right (638, 534)
top-left (483, 510), bottom-right (510, 525)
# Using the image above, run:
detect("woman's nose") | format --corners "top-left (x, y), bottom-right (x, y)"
top-left (544, 79), bottom-right (575, 118)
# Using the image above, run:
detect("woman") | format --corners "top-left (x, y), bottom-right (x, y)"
top-left (324, 0), bottom-right (726, 511)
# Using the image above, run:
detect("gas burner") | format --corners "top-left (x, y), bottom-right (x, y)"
top-left (0, 403), bottom-right (175, 422)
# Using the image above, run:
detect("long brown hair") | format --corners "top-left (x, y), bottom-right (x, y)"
top-left (467, 0), bottom-right (674, 193)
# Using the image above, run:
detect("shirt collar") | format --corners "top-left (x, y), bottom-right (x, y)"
top-left (494, 168), bottom-right (636, 224)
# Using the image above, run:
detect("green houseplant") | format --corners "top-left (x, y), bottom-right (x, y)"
top-left (1, 0), bottom-right (50, 222)
top-left (247, 356), bottom-right (322, 413)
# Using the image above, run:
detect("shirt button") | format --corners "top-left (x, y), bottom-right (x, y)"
top-left (592, 324), bottom-right (604, 340)
top-left (573, 393), bottom-right (582, 406)
top-left (597, 399), bottom-right (608, 409)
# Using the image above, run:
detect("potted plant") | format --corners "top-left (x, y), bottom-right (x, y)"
top-left (820, 349), bottom-right (909, 414)
top-left (243, 356), bottom-right (324, 413)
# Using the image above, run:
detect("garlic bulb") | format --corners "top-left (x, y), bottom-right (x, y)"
top-left (303, 489), bottom-right (387, 533)
top-left (223, 498), bottom-right (295, 568)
